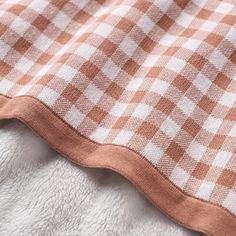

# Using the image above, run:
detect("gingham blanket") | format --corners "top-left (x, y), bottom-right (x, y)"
top-left (0, 1), bottom-right (236, 235)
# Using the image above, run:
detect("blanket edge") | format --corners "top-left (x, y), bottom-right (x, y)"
top-left (0, 94), bottom-right (235, 236)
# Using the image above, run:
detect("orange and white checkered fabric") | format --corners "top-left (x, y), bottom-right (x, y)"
top-left (0, 0), bottom-right (236, 232)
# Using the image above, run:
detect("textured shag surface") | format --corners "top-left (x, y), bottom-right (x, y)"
top-left (0, 120), bottom-right (200, 236)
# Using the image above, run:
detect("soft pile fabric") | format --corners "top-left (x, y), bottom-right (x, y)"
top-left (0, 120), bottom-right (201, 236)
top-left (0, 0), bottom-right (236, 235)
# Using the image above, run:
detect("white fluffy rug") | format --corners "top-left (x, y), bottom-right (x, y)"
top-left (0, 120), bottom-right (201, 236)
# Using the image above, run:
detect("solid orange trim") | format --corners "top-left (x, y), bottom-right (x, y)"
top-left (0, 94), bottom-right (236, 236)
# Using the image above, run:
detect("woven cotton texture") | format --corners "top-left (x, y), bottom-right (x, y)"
top-left (0, 0), bottom-right (236, 234)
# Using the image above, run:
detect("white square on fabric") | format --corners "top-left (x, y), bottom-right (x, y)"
top-left (114, 130), bottom-right (133, 145)
top-left (177, 96), bottom-right (195, 116)
top-left (159, 33), bottom-right (177, 47)
top-left (143, 54), bottom-right (160, 67)
top-left (142, 142), bottom-right (163, 165)
top-left (52, 12), bottom-right (71, 30)
top-left (10, 17), bottom-right (31, 36)
top-left (119, 37), bottom-right (137, 57)
top-left (219, 91), bottom-right (236, 107)
top-left (160, 117), bottom-right (180, 138)
top-left (150, 79), bottom-right (169, 96)
top-left (200, 20), bottom-right (218, 32)
top-left (102, 59), bottom-right (120, 80)
top-left (71, 0), bottom-right (88, 8)
top-left (34, 34), bottom-right (54, 51)
top-left (215, 2), bottom-right (234, 14)
top-left (183, 39), bottom-right (201, 51)
top-left (203, 115), bottom-right (222, 133)
top-left (94, 23), bottom-right (114, 37)
top-left (137, 15), bottom-right (155, 34)
top-left (193, 73), bottom-right (212, 94)
top-left (176, 12), bottom-right (195, 28)
top-left (196, 181), bottom-right (215, 200)
top-left (193, 0), bottom-right (208, 7)
top-left (0, 79), bottom-right (14, 94)
top-left (57, 65), bottom-right (77, 82)
top-left (223, 191), bottom-right (236, 215)
top-left (84, 84), bottom-right (103, 104)
top-left (226, 28), bottom-right (236, 47)
top-left (153, 0), bottom-right (172, 13)
top-left (126, 78), bottom-right (143, 91)
top-left (15, 57), bottom-right (34, 73)
top-left (229, 123), bottom-right (236, 137)
top-left (132, 103), bottom-right (152, 120)
top-left (186, 141), bottom-right (207, 161)
top-left (166, 57), bottom-right (186, 73)
top-left (170, 166), bottom-right (190, 188)
top-left (212, 151), bottom-right (231, 168)
top-left (75, 43), bottom-right (96, 60)
top-left (90, 126), bottom-right (110, 142)
top-left (0, 40), bottom-right (11, 59)
top-left (64, 105), bottom-right (85, 128)
top-left (111, 5), bottom-right (131, 17)
top-left (209, 49), bottom-right (228, 70)
top-left (38, 87), bottom-right (60, 106)
top-left (29, 0), bottom-right (48, 12)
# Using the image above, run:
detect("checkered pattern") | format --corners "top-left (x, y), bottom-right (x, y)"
top-left (0, 0), bottom-right (236, 216)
